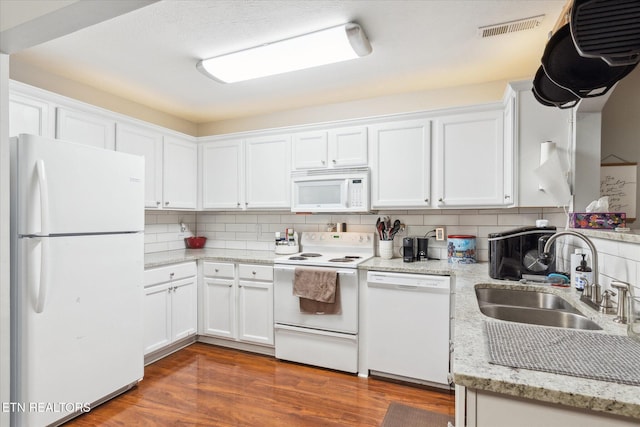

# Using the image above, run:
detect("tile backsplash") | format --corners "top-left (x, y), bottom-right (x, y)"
top-left (144, 207), bottom-right (640, 298)
top-left (144, 207), bottom-right (568, 261)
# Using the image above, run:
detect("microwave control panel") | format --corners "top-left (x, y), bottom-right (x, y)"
top-left (349, 179), bottom-right (364, 208)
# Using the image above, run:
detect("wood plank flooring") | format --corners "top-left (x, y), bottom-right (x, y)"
top-left (64, 343), bottom-right (454, 426)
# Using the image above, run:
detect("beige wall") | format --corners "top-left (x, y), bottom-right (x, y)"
top-left (602, 66), bottom-right (640, 225)
top-left (9, 60), bottom-right (199, 136)
top-left (10, 58), bottom-right (513, 138)
top-left (195, 79), bottom-right (511, 136)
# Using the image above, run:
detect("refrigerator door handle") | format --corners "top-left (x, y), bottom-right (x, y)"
top-left (34, 237), bottom-right (50, 313)
top-left (36, 159), bottom-right (51, 236)
top-left (34, 159), bottom-right (51, 313)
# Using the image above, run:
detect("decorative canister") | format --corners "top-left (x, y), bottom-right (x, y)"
top-left (447, 235), bottom-right (476, 264)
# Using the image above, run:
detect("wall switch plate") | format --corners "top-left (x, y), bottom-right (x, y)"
top-left (435, 227), bottom-right (445, 241)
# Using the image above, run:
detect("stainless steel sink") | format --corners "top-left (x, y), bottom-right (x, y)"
top-left (475, 286), bottom-right (603, 330)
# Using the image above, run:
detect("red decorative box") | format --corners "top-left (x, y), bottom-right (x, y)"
top-left (569, 212), bottom-right (626, 229)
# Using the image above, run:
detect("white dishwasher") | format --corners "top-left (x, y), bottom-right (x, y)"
top-left (366, 271), bottom-right (451, 387)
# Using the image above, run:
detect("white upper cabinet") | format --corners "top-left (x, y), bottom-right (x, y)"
top-left (508, 82), bottom-right (573, 207)
top-left (370, 118), bottom-right (431, 209)
top-left (245, 134), bottom-right (291, 209)
top-left (292, 126), bottom-right (367, 170)
top-left (434, 108), bottom-right (511, 207)
top-left (292, 131), bottom-right (328, 169)
top-left (9, 92), bottom-right (52, 138)
top-left (200, 139), bottom-right (244, 210)
top-left (115, 123), bottom-right (163, 209)
top-left (163, 136), bottom-right (197, 210)
top-left (56, 107), bottom-right (116, 150)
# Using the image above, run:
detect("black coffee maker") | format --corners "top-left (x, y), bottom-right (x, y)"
top-left (416, 237), bottom-right (428, 261)
top-left (403, 237), bottom-right (415, 262)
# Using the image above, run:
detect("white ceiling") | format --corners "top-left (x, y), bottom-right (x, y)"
top-left (5, 0), bottom-right (566, 124)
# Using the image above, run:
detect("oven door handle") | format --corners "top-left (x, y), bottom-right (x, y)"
top-left (274, 324), bottom-right (357, 341)
top-left (274, 265), bottom-right (357, 275)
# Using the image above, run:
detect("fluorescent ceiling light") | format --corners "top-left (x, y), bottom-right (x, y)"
top-left (197, 23), bottom-right (372, 83)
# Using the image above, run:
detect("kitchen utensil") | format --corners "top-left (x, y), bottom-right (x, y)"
top-left (377, 221), bottom-right (385, 240)
top-left (571, 0), bottom-right (640, 67)
top-left (532, 66), bottom-right (579, 109)
top-left (542, 24), bottom-right (637, 99)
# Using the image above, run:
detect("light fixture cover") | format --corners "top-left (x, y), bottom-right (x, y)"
top-left (197, 22), bottom-right (372, 83)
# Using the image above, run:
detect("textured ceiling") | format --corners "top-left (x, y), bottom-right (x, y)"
top-left (8, 0), bottom-right (566, 123)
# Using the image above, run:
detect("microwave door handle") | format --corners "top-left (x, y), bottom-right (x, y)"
top-left (342, 179), bottom-right (349, 209)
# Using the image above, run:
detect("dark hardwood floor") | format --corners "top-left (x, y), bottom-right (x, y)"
top-left (64, 343), bottom-right (454, 426)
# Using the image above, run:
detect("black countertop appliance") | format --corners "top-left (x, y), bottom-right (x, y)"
top-left (488, 226), bottom-right (557, 281)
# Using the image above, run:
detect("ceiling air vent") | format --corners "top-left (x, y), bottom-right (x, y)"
top-left (478, 15), bottom-right (545, 38)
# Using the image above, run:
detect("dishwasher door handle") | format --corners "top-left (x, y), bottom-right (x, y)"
top-left (367, 282), bottom-right (449, 293)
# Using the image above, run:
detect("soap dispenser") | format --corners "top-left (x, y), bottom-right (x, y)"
top-left (575, 254), bottom-right (592, 292)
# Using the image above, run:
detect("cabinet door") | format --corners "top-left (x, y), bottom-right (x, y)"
top-left (116, 123), bottom-right (163, 209)
top-left (292, 131), bottom-right (328, 169)
top-left (9, 93), bottom-right (51, 138)
top-left (245, 134), bottom-right (291, 209)
top-left (171, 277), bottom-right (197, 341)
top-left (329, 126), bottom-right (368, 167)
top-left (163, 136), bottom-right (197, 209)
top-left (202, 278), bottom-right (236, 339)
top-left (143, 283), bottom-right (172, 355)
top-left (514, 83), bottom-right (572, 207)
top-left (56, 107), bottom-right (115, 150)
top-left (435, 109), bottom-right (506, 207)
top-left (201, 140), bottom-right (244, 209)
top-left (370, 119), bottom-right (431, 208)
top-left (238, 280), bottom-right (274, 345)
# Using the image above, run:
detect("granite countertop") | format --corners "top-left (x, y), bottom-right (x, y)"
top-left (448, 263), bottom-right (640, 420)
top-left (144, 250), bottom-right (640, 419)
top-left (144, 248), bottom-right (277, 268)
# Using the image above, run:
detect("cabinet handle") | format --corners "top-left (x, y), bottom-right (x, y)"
top-left (332, 159), bottom-right (336, 164)
top-left (504, 195), bottom-right (511, 199)
top-left (321, 160), bottom-right (325, 165)
top-left (169, 272), bottom-right (175, 278)
top-left (438, 198), bottom-right (443, 202)
top-left (252, 271), bottom-right (256, 275)
top-left (425, 198), bottom-right (429, 203)
top-left (245, 202), bottom-right (248, 206)
top-left (165, 201), bottom-right (170, 206)
top-left (237, 202), bottom-right (240, 207)
top-left (156, 201), bottom-right (161, 206)
top-left (214, 268), bottom-right (219, 273)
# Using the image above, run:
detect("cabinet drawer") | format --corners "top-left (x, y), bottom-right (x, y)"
top-left (144, 262), bottom-right (196, 287)
top-left (203, 262), bottom-right (235, 279)
top-left (238, 264), bottom-right (273, 281)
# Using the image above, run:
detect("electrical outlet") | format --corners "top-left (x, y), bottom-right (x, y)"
top-left (435, 227), bottom-right (446, 241)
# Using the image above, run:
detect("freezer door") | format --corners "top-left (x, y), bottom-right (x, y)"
top-left (14, 134), bottom-right (144, 235)
top-left (12, 233), bottom-right (144, 427)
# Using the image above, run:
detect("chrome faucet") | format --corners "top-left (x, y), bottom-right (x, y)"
top-left (539, 230), bottom-right (601, 309)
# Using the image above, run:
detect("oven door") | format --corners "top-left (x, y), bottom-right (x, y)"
top-left (274, 265), bottom-right (358, 334)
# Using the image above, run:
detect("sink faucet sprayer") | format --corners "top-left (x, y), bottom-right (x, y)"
top-left (538, 230), bottom-right (601, 308)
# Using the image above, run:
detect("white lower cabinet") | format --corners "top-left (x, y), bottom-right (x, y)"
top-left (201, 262), bottom-right (274, 346)
top-left (143, 262), bottom-right (197, 355)
top-left (457, 386), bottom-right (638, 427)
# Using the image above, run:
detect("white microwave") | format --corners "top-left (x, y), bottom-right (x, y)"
top-left (291, 168), bottom-right (370, 213)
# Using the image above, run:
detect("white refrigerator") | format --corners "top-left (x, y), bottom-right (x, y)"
top-left (10, 134), bottom-right (145, 427)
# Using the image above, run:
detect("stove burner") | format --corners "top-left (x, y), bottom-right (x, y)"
top-left (328, 258), bottom-right (355, 263)
top-left (344, 256), bottom-right (361, 259)
top-left (288, 256), bottom-right (307, 260)
top-left (300, 253), bottom-right (322, 257)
